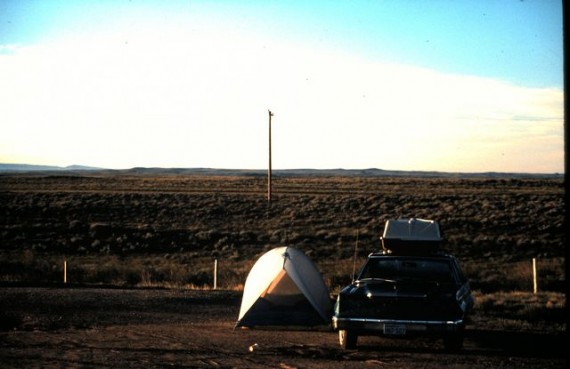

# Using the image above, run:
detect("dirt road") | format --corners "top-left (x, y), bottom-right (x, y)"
top-left (0, 287), bottom-right (565, 368)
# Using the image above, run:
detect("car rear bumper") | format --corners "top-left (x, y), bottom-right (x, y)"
top-left (332, 316), bottom-right (465, 334)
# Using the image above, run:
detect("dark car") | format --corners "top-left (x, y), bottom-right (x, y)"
top-left (332, 218), bottom-right (474, 350)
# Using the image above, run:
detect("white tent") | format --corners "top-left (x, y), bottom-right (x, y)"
top-left (235, 246), bottom-right (332, 328)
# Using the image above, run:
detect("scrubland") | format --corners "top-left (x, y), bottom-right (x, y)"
top-left (0, 174), bottom-right (566, 368)
top-left (0, 174), bottom-right (564, 293)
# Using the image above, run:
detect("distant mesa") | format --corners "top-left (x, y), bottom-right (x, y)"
top-left (0, 163), bottom-right (562, 179)
top-left (0, 163), bottom-right (102, 172)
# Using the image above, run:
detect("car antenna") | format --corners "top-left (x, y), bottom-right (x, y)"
top-left (351, 230), bottom-right (359, 283)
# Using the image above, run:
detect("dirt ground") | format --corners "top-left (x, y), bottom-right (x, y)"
top-left (0, 287), bottom-right (565, 369)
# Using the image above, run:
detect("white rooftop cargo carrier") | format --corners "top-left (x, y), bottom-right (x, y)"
top-left (380, 218), bottom-right (443, 254)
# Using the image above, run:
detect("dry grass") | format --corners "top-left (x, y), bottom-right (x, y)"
top-left (471, 290), bottom-right (566, 332)
top-left (1, 174), bottom-right (564, 295)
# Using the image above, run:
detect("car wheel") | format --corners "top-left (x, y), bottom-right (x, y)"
top-left (339, 329), bottom-right (358, 350)
top-left (443, 332), bottom-right (464, 352)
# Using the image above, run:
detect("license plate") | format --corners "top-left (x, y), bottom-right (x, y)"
top-left (383, 324), bottom-right (406, 336)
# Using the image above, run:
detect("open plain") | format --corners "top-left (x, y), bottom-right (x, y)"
top-left (0, 287), bottom-right (566, 369)
top-left (0, 172), bottom-right (566, 368)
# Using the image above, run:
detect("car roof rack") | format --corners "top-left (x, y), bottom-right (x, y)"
top-left (380, 218), bottom-right (443, 255)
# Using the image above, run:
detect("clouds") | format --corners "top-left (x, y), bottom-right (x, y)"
top-left (0, 18), bottom-right (564, 173)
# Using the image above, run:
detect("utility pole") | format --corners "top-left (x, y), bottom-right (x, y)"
top-left (268, 110), bottom-right (274, 202)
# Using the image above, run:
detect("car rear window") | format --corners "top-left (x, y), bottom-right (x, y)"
top-left (359, 257), bottom-right (456, 283)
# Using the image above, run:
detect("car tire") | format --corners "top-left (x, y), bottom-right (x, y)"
top-left (339, 330), bottom-right (358, 350)
top-left (443, 332), bottom-right (464, 352)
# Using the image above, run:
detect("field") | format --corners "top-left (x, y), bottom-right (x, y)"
top-left (0, 173), bottom-right (566, 368)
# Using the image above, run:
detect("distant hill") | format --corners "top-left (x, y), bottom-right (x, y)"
top-left (0, 163), bottom-right (563, 179)
top-left (0, 163), bottom-right (102, 172)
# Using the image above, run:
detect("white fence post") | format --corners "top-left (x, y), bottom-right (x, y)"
top-left (213, 259), bottom-right (218, 290)
top-left (64, 258), bottom-right (67, 284)
top-left (532, 257), bottom-right (538, 294)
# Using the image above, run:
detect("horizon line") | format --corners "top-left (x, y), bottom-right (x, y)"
top-left (0, 162), bottom-right (564, 177)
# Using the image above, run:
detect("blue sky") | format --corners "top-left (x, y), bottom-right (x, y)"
top-left (0, 0), bottom-right (564, 173)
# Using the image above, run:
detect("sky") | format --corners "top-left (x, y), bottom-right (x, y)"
top-left (0, 0), bottom-right (564, 173)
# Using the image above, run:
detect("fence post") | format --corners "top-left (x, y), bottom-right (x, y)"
top-left (64, 258), bottom-right (67, 285)
top-left (532, 257), bottom-right (538, 294)
top-left (213, 259), bottom-right (218, 290)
